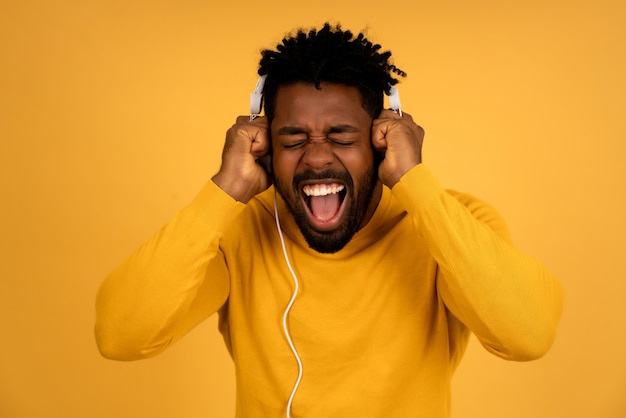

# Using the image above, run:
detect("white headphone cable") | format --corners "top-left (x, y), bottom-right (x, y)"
top-left (273, 190), bottom-right (303, 418)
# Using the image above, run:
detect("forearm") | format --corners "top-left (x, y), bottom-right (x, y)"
top-left (95, 180), bottom-right (244, 360)
top-left (393, 165), bottom-right (563, 360)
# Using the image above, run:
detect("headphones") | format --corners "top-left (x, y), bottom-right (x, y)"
top-left (250, 75), bottom-right (267, 121)
top-left (250, 75), bottom-right (402, 120)
top-left (249, 76), bottom-right (402, 418)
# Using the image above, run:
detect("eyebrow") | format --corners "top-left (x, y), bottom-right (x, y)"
top-left (276, 124), bottom-right (359, 135)
top-left (276, 126), bottom-right (307, 136)
top-left (328, 125), bottom-right (359, 134)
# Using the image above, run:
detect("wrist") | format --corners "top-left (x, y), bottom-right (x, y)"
top-left (211, 172), bottom-right (258, 203)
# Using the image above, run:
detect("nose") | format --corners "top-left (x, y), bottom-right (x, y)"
top-left (301, 138), bottom-right (334, 170)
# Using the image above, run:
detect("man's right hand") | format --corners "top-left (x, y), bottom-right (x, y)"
top-left (211, 116), bottom-right (271, 203)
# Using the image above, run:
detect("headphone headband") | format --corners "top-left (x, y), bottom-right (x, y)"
top-left (249, 75), bottom-right (402, 119)
top-left (249, 75), bottom-right (267, 121)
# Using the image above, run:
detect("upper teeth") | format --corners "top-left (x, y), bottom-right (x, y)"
top-left (303, 184), bottom-right (345, 197)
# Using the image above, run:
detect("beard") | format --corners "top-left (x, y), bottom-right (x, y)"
top-left (274, 165), bottom-right (379, 254)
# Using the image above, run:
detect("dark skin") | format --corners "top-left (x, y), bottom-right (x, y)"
top-left (212, 82), bottom-right (424, 238)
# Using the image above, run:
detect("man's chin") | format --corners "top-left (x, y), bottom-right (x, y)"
top-left (295, 215), bottom-right (355, 254)
top-left (302, 230), bottom-right (353, 254)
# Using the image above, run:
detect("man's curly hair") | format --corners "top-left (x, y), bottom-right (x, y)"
top-left (258, 23), bottom-right (406, 121)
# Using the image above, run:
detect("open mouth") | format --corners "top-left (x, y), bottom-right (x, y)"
top-left (301, 182), bottom-right (348, 230)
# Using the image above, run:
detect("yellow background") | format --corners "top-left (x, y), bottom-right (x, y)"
top-left (1, 0), bottom-right (625, 417)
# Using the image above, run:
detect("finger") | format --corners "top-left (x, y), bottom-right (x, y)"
top-left (371, 113), bottom-right (423, 150)
top-left (378, 109), bottom-right (414, 121)
top-left (378, 108), bottom-right (403, 120)
top-left (231, 116), bottom-right (268, 145)
top-left (250, 128), bottom-right (269, 158)
top-left (247, 118), bottom-right (270, 157)
top-left (371, 113), bottom-right (405, 146)
top-left (250, 115), bottom-right (268, 128)
top-left (371, 118), bottom-right (393, 152)
top-left (235, 115), bottom-right (269, 128)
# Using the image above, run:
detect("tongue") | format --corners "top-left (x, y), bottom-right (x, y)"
top-left (310, 194), bottom-right (341, 221)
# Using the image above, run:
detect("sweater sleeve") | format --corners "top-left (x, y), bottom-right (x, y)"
top-left (95, 180), bottom-right (245, 361)
top-left (392, 164), bottom-right (563, 361)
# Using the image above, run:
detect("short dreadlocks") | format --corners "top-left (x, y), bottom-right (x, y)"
top-left (258, 23), bottom-right (406, 122)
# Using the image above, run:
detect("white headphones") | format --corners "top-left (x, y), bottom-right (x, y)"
top-left (387, 85), bottom-right (403, 116)
top-left (250, 75), bottom-right (267, 121)
top-left (250, 76), bottom-right (402, 418)
top-left (249, 75), bottom-right (402, 119)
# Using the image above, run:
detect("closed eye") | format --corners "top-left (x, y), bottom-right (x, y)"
top-left (275, 126), bottom-right (308, 149)
top-left (282, 140), bottom-right (307, 149)
top-left (327, 133), bottom-right (357, 146)
top-left (276, 125), bottom-right (360, 148)
top-left (327, 127), bottom-right (359, 146)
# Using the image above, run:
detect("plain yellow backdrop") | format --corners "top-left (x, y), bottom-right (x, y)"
top-left (1, 0), bottom-right (625, 417)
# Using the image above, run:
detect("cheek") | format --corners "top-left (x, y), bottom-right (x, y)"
top-left (337, 148), bottom-right (376, 176)
top-left (271, 151), bottom-right (298, 188)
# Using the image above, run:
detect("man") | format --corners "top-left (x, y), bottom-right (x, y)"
top-left (96, 23), bottom-right (563, 417)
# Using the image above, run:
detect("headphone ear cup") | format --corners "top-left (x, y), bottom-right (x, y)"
top-left (250, 75), bottom-right (268, 120)
top-left (387, 85), bottom-right (402, 116)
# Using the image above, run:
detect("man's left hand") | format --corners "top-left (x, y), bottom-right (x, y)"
top-left (371, 110), bottom-right (425, 188)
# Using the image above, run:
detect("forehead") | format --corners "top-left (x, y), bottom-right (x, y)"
top-left (272, 82), bottom-right (370, 126)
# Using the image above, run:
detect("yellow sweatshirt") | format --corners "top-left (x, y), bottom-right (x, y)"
top-left (95, 164), bottom-right (563, 417)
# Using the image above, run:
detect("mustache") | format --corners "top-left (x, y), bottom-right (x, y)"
top-left (292, 169), bottom-right (353, 189)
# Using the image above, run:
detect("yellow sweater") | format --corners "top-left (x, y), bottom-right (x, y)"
top-left (95, 164), bottom-right (563, 417)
